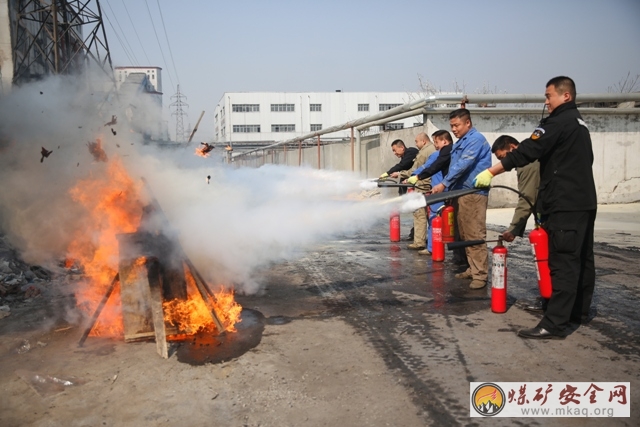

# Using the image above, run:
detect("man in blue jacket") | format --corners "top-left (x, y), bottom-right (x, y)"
top-left (431, 109), bottom-right (492, 289)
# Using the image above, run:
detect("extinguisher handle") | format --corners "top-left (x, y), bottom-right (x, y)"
top-left (446, 240), bottom-right (486, 250)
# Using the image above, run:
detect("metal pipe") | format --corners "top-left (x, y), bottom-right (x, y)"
top-left (232, 92), bottom-right (640, 159)
top-left (357, 108), bottom-right (429, 130)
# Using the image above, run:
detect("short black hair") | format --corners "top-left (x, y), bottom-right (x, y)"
top-left (391, 139), bottom-right (406, 148)
top-left (546, 76), bottom-right (576, 100)
top-left (492, 135), bottom-right (519, 153)
top-left (431, 129), bottom-right (453, 144)
top-left (449, 108), bottom-right (471, 122)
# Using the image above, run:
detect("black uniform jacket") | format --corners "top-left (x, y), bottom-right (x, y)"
top-left (500, 101), bottom-right (597, 215)
top-left (387, 147), bottom-right (419, 175)
top-left (416, 143), bottom-right (452, 181)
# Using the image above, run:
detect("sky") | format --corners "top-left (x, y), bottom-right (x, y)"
top-left (101, 0), bottom-right (640, 141)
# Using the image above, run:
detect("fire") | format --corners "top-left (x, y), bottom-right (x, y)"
top-left (163, 264), bottom-right (242, 334)
top-left (67, 158), bottom-right (143, 336)
top-left (67, 157), bottom-right (242, 339)
top-left (195, 142), bottom-right (215, 158)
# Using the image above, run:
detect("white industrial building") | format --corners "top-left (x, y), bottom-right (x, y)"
top-left (115, 66), bottom-right (163, 102)
top-left (213, 91), bottom-right (438, 144)
top-left (114, 66), bottom-right (168, 140)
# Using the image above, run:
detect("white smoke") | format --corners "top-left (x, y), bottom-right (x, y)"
top-left (0, 72), bottom-right (417, 295)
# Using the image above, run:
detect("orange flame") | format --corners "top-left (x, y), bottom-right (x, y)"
top-left (195, 147), bottom-right (209, 158)
top-left (163, 264), bottom-right (242, 334)
top-left (68, 158), bottom-right (143, 336)
top-left (67, 158), bottom-right (242, 338)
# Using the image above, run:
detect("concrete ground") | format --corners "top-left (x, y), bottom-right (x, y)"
top-left (0, 204), bottom-right (638, 426)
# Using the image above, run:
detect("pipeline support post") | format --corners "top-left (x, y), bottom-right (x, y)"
top-left (355, 130), bottom-right (361, 174)
top-left (350, 127), bottom-right (354, 171)
top-left (317, 135), bottom-right (321, 169)
top-left (298, 140), bottom-right (302, 166)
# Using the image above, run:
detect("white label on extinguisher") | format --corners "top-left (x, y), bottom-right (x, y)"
top-left (530, 243), bottom-right (541, 280)
top-left (433, 227), bottom-right (442, 242)
top-left (492, 253), bottom-right (506, 289)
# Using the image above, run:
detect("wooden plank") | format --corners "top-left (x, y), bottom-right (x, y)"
top-left (183, 261), bottom-right (225, 334)
top-left (147, 258), bottom-right (168, 359)
top-left (77, 273), bottom-right (119, 347)
top-left (117, 234), bottom-right (155, 341)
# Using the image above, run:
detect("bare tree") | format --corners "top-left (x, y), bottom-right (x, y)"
top-left (608, 72), bottom-right (640, 93)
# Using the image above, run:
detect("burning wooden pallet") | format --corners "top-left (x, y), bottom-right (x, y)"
top-left (77, 187), bottom-right (226, 358)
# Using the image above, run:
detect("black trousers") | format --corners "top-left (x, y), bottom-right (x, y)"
top-left (538, 210), bottom-right (597, 334)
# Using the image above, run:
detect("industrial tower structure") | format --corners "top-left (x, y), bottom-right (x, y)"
top-left (2, 0), bottom-right (114, 89)
top-left (169, 84), bottom-right (188, 142)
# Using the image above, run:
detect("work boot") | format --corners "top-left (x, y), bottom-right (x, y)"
top-left (469, 279), bottom-right (487, 289)
top-left (407, 243), bottom-right (426, 250)
top-left (418, 249), bottom-right (431, 256)
top-left (454, 270), bottom-right (472, 279)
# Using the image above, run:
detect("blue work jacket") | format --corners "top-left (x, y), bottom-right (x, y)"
top-left (441, 127), bottom-right (491, 195)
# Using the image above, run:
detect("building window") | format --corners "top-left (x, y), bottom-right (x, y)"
top-left (310, 104), bottom-right (322, 112)
top-left (310, 124), bottom-right (322, 132)
top-left (233, 125), bottom-right (261, 133)
top-left (379, 103), bottom-right (402, 111)
top-left (272, 124), bottom-right (295, 132)
top-left (385, 123), bottom-right (404, 130)
top-left (271, 104), bottom-right (295, 112)
top-left (232, 104), bottom-right (260, 112)
top-left (358, 103), bottom-right (369, 112)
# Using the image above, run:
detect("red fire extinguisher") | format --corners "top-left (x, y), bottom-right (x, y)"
top-left (529, 225), bottom-right (552, 299)
top-left (442, 205), bottom-right (455, 243)
top-left (491, 238), bottom-right (507, 313)
top-left (432, 214), bottom-right (444, 262)
top-left (390, 210), bottom-right (401, 242)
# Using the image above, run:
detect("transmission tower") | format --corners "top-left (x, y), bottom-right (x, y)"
top-left (170, 84), bottom-right (188, 142)
top-left (9, 0), bottom-right (115, 85)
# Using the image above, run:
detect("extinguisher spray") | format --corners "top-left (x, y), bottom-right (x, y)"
top-left (431, 210), bottom-right (445, 262)
top-left (491, 237), bottom-right (508, 313)
top-left (529, 224), bottom-right (552, 298)
top-left (390, 210), bottom-right (401, 242)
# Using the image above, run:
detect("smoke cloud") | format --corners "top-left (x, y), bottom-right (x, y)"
top-left (0, 72), bottom-right (414, 295)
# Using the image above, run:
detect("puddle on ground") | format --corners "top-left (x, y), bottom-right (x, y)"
top-left (174, 308), bottom-right (265, 365)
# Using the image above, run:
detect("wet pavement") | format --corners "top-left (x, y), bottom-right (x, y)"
top-left (1, 204), bottom-right (638, 426)
top-left (238, 205), bottom-right (640, 425)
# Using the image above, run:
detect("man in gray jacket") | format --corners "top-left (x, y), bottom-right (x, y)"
top-left (491, 135), bottom-right (540, 242)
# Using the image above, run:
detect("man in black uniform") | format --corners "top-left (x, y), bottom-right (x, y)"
top-left (380, 139), bottom-right (420, 240)
top-left (380, 139), bottom-right (419, 195)
top-left (473, 76), bottom-right (597, 339)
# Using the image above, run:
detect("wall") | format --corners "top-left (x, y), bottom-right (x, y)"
top-left (232, 110), bottom-right (640, 207)
top-left (0, 0), bottom-right (13, 95)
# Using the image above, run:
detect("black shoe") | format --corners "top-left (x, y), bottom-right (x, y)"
top-left (405, 227), bottom-right (415, 241)
top-left (519, 298), bottom-right (547, 314)
top-left (517, 327), bottom-right (565, 340)
top-left (452, 257), bottom-right (469, 267)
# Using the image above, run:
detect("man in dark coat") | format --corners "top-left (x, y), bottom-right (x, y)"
top-left (474, 76), bottom-right (597, 339)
